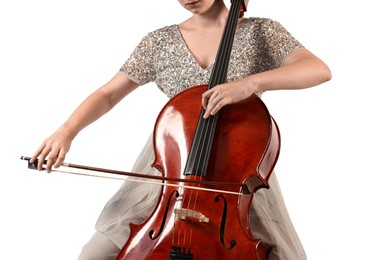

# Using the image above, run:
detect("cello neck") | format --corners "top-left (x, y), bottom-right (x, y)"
top-left (208, 0), bottom-right (246, 90)
top-left (184, 0), bottom-right (247, 177)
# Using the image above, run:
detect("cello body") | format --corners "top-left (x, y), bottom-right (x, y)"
top-left (116, 85), bottom-right (280, 259)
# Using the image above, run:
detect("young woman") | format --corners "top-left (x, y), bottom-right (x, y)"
top-left (30, 0), bottom-right (331, 259)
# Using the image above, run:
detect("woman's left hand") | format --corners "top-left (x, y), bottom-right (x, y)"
top-left (201, 77), bottom-right (255, 118)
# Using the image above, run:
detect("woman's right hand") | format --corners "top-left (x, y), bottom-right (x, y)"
top-left (30, 125), bottom-right (74, 173)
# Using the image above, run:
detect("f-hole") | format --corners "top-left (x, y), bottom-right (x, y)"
top-left (215, 194), bottom-right (237, 249)
top-left (149, 190), bottom-right (180, 240)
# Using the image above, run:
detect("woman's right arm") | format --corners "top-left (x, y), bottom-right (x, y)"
top-left (30, 72), bottom-right (139, 172)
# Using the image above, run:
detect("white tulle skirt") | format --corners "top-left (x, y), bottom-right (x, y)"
top-left (94, 134), bottom-right (306, 260)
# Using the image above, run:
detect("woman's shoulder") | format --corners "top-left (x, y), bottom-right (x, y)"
top-left (145, 24), bottom-right (178, 39)
top-left (245, 17), bottom-right (283, 28)
top-left (242, 17), bottom-right (293, 39)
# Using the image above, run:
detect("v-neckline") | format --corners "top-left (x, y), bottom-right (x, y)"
top-left (175, 19), bottom-right (247, 71)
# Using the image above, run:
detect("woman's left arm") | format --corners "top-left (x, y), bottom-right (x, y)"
top-left (202, 48), bottom-right (332, 118)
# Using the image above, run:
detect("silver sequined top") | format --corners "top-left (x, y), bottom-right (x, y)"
top-left (119, 17), bottom-right (303, 98)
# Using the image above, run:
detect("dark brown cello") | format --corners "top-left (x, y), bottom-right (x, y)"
top-left (117, 0), bottom-right (281, 259)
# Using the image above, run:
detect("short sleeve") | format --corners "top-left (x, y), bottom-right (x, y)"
top-left (260, 19), bottom-right (303, 68)
top-left (119, 33), bottom-right (156, 85)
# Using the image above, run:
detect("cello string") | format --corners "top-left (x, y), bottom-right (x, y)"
top-left (170, 0), bottom-right (243, 249)
top-left (179, 0), bottom-right (242, 250)
top-left (192, 0), bottom-right (241, 178)
top-left (192, 0), bottom-right (241, 185)
top-left (198, 0), bottom-right (241, 156)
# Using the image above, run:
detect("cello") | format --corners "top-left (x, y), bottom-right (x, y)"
top-left (116, 0), bottom-right (281, 259)
top-left (20, 0), bottom-right (280, 258)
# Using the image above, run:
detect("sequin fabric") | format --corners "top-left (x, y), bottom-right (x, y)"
top-left (119, 17), bottom-right (303, 98)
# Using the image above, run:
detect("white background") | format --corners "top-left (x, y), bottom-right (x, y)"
top-left (1, 0), bottom-right (389, 259)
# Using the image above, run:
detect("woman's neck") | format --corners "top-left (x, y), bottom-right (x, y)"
top-left (181, 1), bottom-right (229, 31)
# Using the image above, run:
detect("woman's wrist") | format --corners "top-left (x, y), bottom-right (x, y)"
top-left (58, 123), bottom-right (78, 141)
top-left (248, 74), bottom-right (264, 94)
